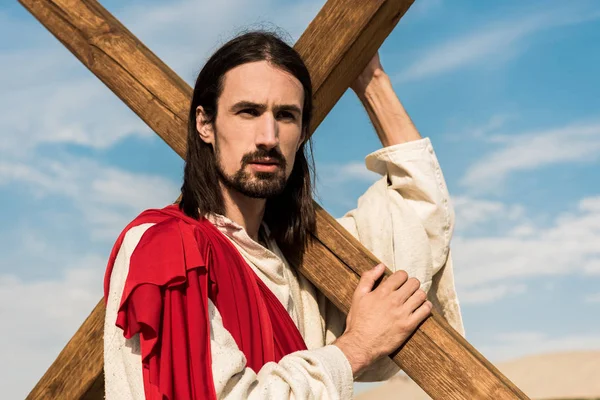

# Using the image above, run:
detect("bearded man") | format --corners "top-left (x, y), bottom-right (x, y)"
top-left (103, 31), bottom-right (464, 400)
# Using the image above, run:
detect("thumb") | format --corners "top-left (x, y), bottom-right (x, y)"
top-left (353, 264), bottom-right (385, 301)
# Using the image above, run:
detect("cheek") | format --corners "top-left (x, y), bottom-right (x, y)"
top-left (215, 120), bottom-right (253, 172)
top-left (215, 138), bottom-right (244, 174)
top-left (285, 153), bottom-right (298, 177)
top-left (280, 129), bottom-right (303, 175)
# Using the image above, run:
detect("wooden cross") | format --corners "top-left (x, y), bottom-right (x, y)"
top-left (20, 0), bottom-right (530, 399)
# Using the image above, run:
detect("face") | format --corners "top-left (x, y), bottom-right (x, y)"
top-left (197, 61), bottom-right (305, 198)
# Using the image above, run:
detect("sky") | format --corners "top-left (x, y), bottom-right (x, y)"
top-left (1, 0), bottom-right (599, 397)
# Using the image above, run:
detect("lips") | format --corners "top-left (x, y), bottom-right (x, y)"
top-left (247, 159), bottom-right (281, 173)
top-left (248, 159), bottom-right (281, 166)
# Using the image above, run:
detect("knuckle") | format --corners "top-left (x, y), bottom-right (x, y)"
top-left (395, 270), bottom-right (409, 281)
top-left (408, 277), bottom-right (421, 287)
top-left (399, 319), bottom-right (412, 331)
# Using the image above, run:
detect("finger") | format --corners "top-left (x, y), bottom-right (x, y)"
top-left (404, 289), bottom-right (428, 313)
top-left (394, 277), bottom-right (421, 304)
top-left (353, 264), bottom-right (385, 301)
top-left (409, 300), bottom-right (432, 325)
top-left (379, 269), bottom-right (408, 293)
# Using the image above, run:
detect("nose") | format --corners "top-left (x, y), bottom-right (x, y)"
top-left (256, 113), bottom-right (279, 150)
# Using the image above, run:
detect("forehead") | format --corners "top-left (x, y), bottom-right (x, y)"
top-left (219, 61), bottom-right (304, 106)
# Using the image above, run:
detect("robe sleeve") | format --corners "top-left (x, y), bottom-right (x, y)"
top-left (329, 137), bottom-right (465, 382)
top-left (104, 224), bottom-right (354, 400)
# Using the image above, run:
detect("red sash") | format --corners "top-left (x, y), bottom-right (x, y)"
top-left (103, 205), bottom-right (308, 399)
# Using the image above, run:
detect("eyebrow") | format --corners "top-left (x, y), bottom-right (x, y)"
top-left (230, 101), bottom-right (302, 116)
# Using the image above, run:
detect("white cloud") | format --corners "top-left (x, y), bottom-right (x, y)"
top-left (0, 156), bottom-right (178, 394)
top-left (0, 262), bottom-right (104, 399)
top-left (337, 162), bottom-right (380, 182)
top-left (112, 0), bottom-right (324, 82)
top-left (315, 161), bottom-right (380, 211)
top-left (0, 157), bottom-right (179, 240)
top-left (445, 113), bottom-right (515, 142)
top-left (0, 72), bottom-right (153, 156)
top-left (0, 0), bottom-right (328, 396)
top-left (460, 283), bottom-right (527, 304)
top-left (453, 195), bottom-right (600, 297)
top-left (480, 331), bottom-right (600, 362)
top-left (317, 161), bottom-right (380, 186)
top-left (584, 292), bottom-right (600, 303)
top-left (2, 0), bottom-right (325, 155)
top-left (394, 5), bottom-right (600, 83)
top-left (452, 196), bottom-right (525, 233)
top-left (461, 121), bottom-right (600, 193)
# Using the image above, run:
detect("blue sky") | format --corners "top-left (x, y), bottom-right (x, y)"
top-left (1, 0), bottom-right (599, 397)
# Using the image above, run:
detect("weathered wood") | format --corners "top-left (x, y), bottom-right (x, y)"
top-left (306, 207), bottom-right (529, 399)
top-left (26, 300), bottom-right (105, 400)
top-left (20, 0), bottom-right (529, 399)
top-left (296, 0), bottom-right (414, 133)
top-left (19, 0), bottom-right (191, 158)
top-left (81, 374), bottom-right (105, 400)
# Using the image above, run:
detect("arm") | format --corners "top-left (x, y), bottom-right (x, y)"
top-left (330, 55), bottom-right (464, 381)
top-left (344, 53), bottom-right (461, 311)
top-left (340, 54), bottom-right (462, 308)
top-left (104, 225), bottom-right (354, 400)
top-left (351, 52), bottom-right (421, 147)
top-left (344, 53), bottom-right (457, 282)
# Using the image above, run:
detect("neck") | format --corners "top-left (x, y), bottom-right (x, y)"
top-left (220, 183), bottom-right (266, 242)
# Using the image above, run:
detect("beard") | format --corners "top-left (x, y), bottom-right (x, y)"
top-left (215, 144), bottom-right (289, 199)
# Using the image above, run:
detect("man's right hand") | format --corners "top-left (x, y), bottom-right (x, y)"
top-left (333, 263), bottom-right (432, 377)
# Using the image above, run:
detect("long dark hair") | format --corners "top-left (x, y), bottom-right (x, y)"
top-left (180, 31), bottom-right (315, 253)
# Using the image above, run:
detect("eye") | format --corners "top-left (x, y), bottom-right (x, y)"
top-left (277, 111), bottom-right (296, 121)
top-left (239, 108), bottom-right (259, 117)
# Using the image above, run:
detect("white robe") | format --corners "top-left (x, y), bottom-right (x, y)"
top-left (103, 138), bottom-right (464, 399)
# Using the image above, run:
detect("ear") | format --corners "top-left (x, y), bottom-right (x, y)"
top-left (196, 105), bottom-right (215, 145)
top-left (297, 127), bottom-right (308, 151)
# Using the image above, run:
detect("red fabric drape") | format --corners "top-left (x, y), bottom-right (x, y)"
top-left (104, 205), bottom-right (308, 399)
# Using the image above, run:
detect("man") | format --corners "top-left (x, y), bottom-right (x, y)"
top-left (104, 31), bottom-right (464, 399)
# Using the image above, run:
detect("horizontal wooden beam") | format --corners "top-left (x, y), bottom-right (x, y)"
top-left (20, 0), bottom-right (529, 399)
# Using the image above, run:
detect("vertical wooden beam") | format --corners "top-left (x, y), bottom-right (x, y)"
top-left (20, 0), bottom-right (529, 399)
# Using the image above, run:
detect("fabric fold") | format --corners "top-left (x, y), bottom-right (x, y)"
top-left (104, 205), bottom-right (308, 400)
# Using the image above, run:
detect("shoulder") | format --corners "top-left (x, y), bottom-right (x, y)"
top-left (118, 206), bottom-right (192, 255)
top-left (120, 222), bottom-right (157, 257)
top-left (105, 208), bottom-right (179, 279)
top-left (110, 206), bottom-right (213, 275)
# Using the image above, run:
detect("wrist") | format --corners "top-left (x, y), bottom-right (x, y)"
top-left (354, 72), bottom-right (421, 146)
top-left (333, 333), bottom-right (372, 377)
top-left (354, 70), bottom-right (390, 101)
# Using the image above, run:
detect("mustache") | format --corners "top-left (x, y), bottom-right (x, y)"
top-left (241, 148), bottom-right (287, 168)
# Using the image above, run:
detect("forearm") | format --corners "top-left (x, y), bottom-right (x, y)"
top-left (356, 72), bottom-right (421, 146)
top-left (105, 227), bottom-right (353, 399)
top-left (230, 346), bottom-right (353, 399)
top-left (204, 301), bottom-right (354, 399)
top-left (106, 299), bottom-right (354, 399)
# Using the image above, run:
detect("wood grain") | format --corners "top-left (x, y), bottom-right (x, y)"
top-left (296, 0), bottom-right (415, 133)
top-left (25, 300), bottom-right (105, 400)
top-left (305, 221), bottom-right (529, 399)
top-left (19, 0), bottom-right (191, 158)
top-left (20, 0), bottom-right (529, 399)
